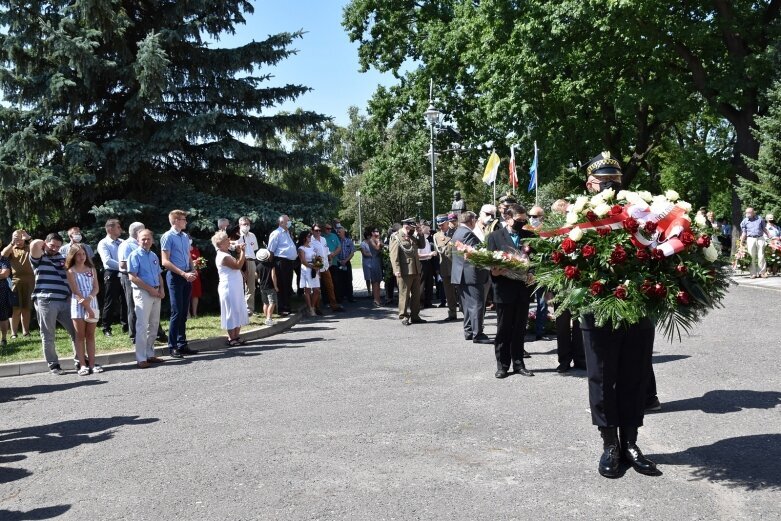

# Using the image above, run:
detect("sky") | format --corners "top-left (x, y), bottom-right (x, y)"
top-left (213, 1), bottom-right (397, 126)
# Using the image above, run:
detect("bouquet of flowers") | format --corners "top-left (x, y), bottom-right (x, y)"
top-left (731, 244), bottom-right (751, 272)
top-left (766, 239), bottom-right (781, 274)
top-left (530, 188), bottom-right (732, 340)
top-left (311, 254), bottom-right (324, 278)
top-left (193, 256), bottom-right (208, 270)
top-left (454, 241), bottom-right (530, 280)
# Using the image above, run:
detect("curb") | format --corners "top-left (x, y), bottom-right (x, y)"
top-left (0, 313), bottom-right (302, 378)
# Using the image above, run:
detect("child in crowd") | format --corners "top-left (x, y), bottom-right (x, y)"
top-left (256, 249), bottom-right (278, 325)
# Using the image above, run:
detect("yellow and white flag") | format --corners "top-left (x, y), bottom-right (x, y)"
top-left (482, 151), bottom-right (500, 185)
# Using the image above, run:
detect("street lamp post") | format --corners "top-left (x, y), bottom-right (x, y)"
top-left (356, 191), bottom-right (363, 238)
top-left (424, 80), bottom-right (441, 225)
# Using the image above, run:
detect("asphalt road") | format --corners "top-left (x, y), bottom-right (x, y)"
top-left (1, 284), bottom-right (779, 520)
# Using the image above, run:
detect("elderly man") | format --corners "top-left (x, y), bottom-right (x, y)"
top-left (740, 207), bottom-right (770, 278)
top-left (267, 215), bottom-right (297, 315)
top-left (118, 222), bottom-right (145, 344)
top-left (236, 216), bottom-right (260, 315)
top-left (128, 229), bottom-right (166, 368)
top-left (217, 218), bottom-right (230, 232)
top-left (97, 218), bottom-right (127, 337)
top-left (30, 233), bottom-right (78, 374)
top-left (161, 209), bottom-right (198, 358)
top-left (451, 211), bottom-right (490, 343)
top-left (433, 214), bottom-right (458, 321)
top-left (59, 226), bottom-right (95, 260)
top-left (389, 218), bottom-right (427, 325)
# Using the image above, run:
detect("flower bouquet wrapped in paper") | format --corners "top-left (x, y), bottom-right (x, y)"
top-left (454, 240), bottom-right (530, 281)
top-left (311, 254), bottom-right (324, 278)
top-left (530, 188), bottom-right (732, 340)
top-left (193, 256), bottom-right (208, 271)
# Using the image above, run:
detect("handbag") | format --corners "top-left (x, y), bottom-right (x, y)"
top-left (84, 296), bottom-right (101, 323)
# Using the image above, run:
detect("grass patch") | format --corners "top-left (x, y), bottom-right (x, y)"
top-left (0, 313), bottom-right (271, 364)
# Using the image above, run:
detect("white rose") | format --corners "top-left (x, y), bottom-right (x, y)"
top-left (703, 242), bottom-right (719, 262)
top-left (677, 201), bottom-right (692, 212)
top-left (568, 227), bottom-right (584, 242)
top-left (616, 190), bottom-right (630, 201)
top-left (665, 189), bottom-right (680, 201)
top-left (566, 212), bottom-right (580, 225)
top-left (650, 200), bottom-right (670, 216)
top-left (601, 187), bottom-right (615, 200)
top-left (590, 194), bottom-right (604, 208)
top-left (638, 190), bottom-right (653, 202)
top-left (624, 192), bottom-right (645, 206)
top-left (572, 196), bottom-right (589, 213)
top-left (694, 213), bottom-right (708, 227)
top-left (594, 203), bottom-right (612, 217)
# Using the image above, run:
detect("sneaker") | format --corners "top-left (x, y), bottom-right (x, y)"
top-left (265, 318), bottom-right (275, 326)
top-left (49, 364), bottom-right (64, 375)
top-left (77, 367), bottom-right (90, 377)
top-left (91, 365), bottom-right (104, 374)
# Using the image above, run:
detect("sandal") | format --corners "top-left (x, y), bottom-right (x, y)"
top-left (227, 339), bottom-right (241, 347)
top-left (234, 337), bottom-right (247, 345)
top-left (77, 367), bottom-right (90, 376)
top-left (91, 365), bottom-right (104, 374)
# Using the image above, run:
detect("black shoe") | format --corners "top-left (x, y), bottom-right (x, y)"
top-left (103, 330), bottom-right (113, 337)
top-left (315, 308), bottom-right (324, 316)
top-left (334, 307), bottom-right (346, 312)
top-left (495, 369), bottom-right (509, 379)
top-left (535, 334), bottom-right (543, 340)
top-left (169, 349), bottom-right (184, 359)
top-left (402, 318), bottom-right (410, 326)
top-left (445, 316), bottom-right (459, 322)
top-left (645, 397), bottom-right (662, 411)
top-left (514, 365), bottom-right (535, 377)
top-left (179, 347), bottom-right (198, 355)
top-left (410, 318), bottom-right (427, 324)
top-left (556, 363), bottom-right (571, 373)
top-left (464, 333), bottom-right (473, 341)
top-left (523, 350), bottom-right (531, 358)
top-left (473, 333), bottom-right (492, 344)
top-left (598, 427), bottom-right (621, 478)
top-left (620, 427), bottom-right (662, 476)
top-left (573, 361), bottom-right (588, 370)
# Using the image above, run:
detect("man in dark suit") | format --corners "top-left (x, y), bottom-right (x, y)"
top-left (450, 211), bottom-right (490, 344)
top-left (487, 204), bottom-right (535, 378)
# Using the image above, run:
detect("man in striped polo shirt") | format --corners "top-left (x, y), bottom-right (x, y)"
top-left (30, 233), bottom-right (77, 375)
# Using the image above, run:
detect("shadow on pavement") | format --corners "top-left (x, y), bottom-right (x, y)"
top-left (652, 354), bottom-right (691, 364)
top-left (652, 390), bottom-right (781, 414)
top-left (0, 504), bottom-right (71, 520)
top-left (0, 380), bottom-right (107, 404)
top-left (288, 326), bottom-right (336, 332)
top-left (650, 434), bottom-right (781, 491)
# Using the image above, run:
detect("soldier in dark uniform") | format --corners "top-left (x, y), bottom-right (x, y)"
top-left (581, 152), bottom-right (661, 478)
top-left (389, 218), bottom-right (427, 325)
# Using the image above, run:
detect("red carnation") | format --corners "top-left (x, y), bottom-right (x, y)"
top-left (614, 286), bottom-right (628, 299)
top-left (623, 217), bottom-right (639, 233)
top-left (652, 248), bottom-right (666, 261)
top-left (586, 210), bottom-right (598, 222)
top-left (680, 230), bottom-right (695, 245)
top-left (561, 238), bottom-right (577, 254)
top-left (636, 248), bottom-right (650, 261)
top-left (644, 221), bottom-right (657, 233)
top-left (610, 205), bottom-right (623, 216)
top-left (564, 266), bottom-right (581, 280)
top-left (675, 264), bottom-right (688, 275)
top-left (609, 245), bottom-right (628, 265)
top-left (581, 244), bottom-right (596, 259)
top-left (597, 227), bottom-right (611, 237)
top-left (696, 235), bottom-right (711, 248)
top-left (551, 251), bottom-right (564, 265)
top-left (589, 280), bottom-right (605, 295)
top-left (676, 291), bottom-right (691, 305)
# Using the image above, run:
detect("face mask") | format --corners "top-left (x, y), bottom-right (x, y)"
top-left (240, 225), bottom-right (250, 234)
top-left (599, 179), bottom-right (622, 191)
top-left (511, 220), bottom-right (526, 233)
top-left (529, 217), bottom-right (541, 227)
top-left (482, 215), bottom-right (493, 224)
top-left (72, 234), bottom-right (82, 242)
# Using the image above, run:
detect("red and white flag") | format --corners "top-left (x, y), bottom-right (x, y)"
top-left (509, 145), bottom-right (518, 189)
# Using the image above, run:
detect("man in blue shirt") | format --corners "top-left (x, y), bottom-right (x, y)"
top-left (160, 209), bottom-right (197, 358)
top-left (97, 218), bottom-right (127, 336)
top-left (128, 229), bottom-right (166, 368)
top-left (739, 207), bottom-right (770, 278)
top-left (118, 221), bottom-right (144, 344)
top-left (267, 215), bottom-right (297, 315)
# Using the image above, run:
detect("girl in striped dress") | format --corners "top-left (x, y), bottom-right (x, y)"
top-left (65, 244), bottom-right (101, 375)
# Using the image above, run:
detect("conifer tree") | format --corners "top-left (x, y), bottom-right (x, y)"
top-left (740, 81), bottom-right (781, 218)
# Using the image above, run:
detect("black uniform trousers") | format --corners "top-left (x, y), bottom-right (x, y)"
top-left (555, 308), bottom-right (585, 367)
top-left (581, 317), bottom-right (654, 428)
top-left (102, 269), bottom-right (127, 333)
top-left (494, 290), bottom-right (530, 370)
top-left (274, 258), bottom-right (295, 313)
top-left (120, 273), bottom-right (136, 342)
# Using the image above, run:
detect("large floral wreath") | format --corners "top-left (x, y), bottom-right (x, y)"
top-left (530, 188), bottom-right (732, 340)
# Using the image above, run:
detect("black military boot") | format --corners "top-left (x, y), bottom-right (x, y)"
top-left (620, 426), bottom-right (662, 476)
top-left (598, 427), bottom-right (621, 478)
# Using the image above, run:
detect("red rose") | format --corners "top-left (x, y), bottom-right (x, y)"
top-left (675, 264), bottom-right (688, 275)
top-left (581, 244), bottom-right (596, 258)
top-left (609, 245), bottom-right (627, 264)
top-left (564, 265), bottom-right (581, 280)
top-left (610, 205), bottom-right (623, 216)
top-left (676, 291), bottom-right (691, 305)
top-left (623, 217), bottom-right (639, 233)
top-left (641, 279), bottom-right (654, 296)
top-left (551, 251), bottom-right (564, 265)
top-left (696, 234), bottom-right (711, 248)
top-left (652, 248), bottom-right (666, 261)
top-left (586, 211), bottom-right (598, 222)
top-left (614, 286), bottom-right (628, 299)
top-left (561, 238), bottom-right (577, 254)
top-left (680, 231), bottom-right (695, 245)
top-left (636, 248), bottom-right (650, 261)
top-left (653, 283), bottom-right (668, 298)
top-left (644, 221), bottom-right (658, 234)
top-left (589, 281), bottom-right (604, 296)
top-left (597, 227), bottom-right (611, 237)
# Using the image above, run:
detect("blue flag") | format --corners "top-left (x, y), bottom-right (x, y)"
top-left (528, 142), bottom-right (538, 192)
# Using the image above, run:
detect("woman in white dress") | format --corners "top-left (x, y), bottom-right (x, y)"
top-left (212, 230), bottom-right (249, 346)
top-left (296, 230), bottom-right (321, 316)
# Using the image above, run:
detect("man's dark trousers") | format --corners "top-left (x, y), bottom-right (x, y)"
top-left (275, 258), bottom-right (294, 313)
top-left (166, 271), bottom-right (191, 351)
top-left (102, 269), bottom-right (127, 333)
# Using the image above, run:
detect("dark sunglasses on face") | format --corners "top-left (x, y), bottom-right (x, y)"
top-left (312, 229), bottom-right (321, 232)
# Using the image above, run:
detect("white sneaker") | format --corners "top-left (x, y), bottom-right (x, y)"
top-left (265, 318), bottom-right (275, 326)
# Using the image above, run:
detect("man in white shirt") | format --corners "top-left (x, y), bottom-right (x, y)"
top-left (118, 221), bottom-right (145, 344)
top-left (310, 224), bottom-right (345, 314)
top-left (59, 226), bottom-right (95, 260)
top-left (267, 214), bottom-right (297, 315)
top-left (237, 216), bottom-right (260, 316)
top-left (97, 219), bottom-right (127, 336)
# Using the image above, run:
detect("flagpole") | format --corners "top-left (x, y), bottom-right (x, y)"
top-left (534, 141), bottom-right (539, 207)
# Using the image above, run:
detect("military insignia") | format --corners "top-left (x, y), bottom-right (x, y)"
top-left (603, 151), bottom-right (611, 159)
